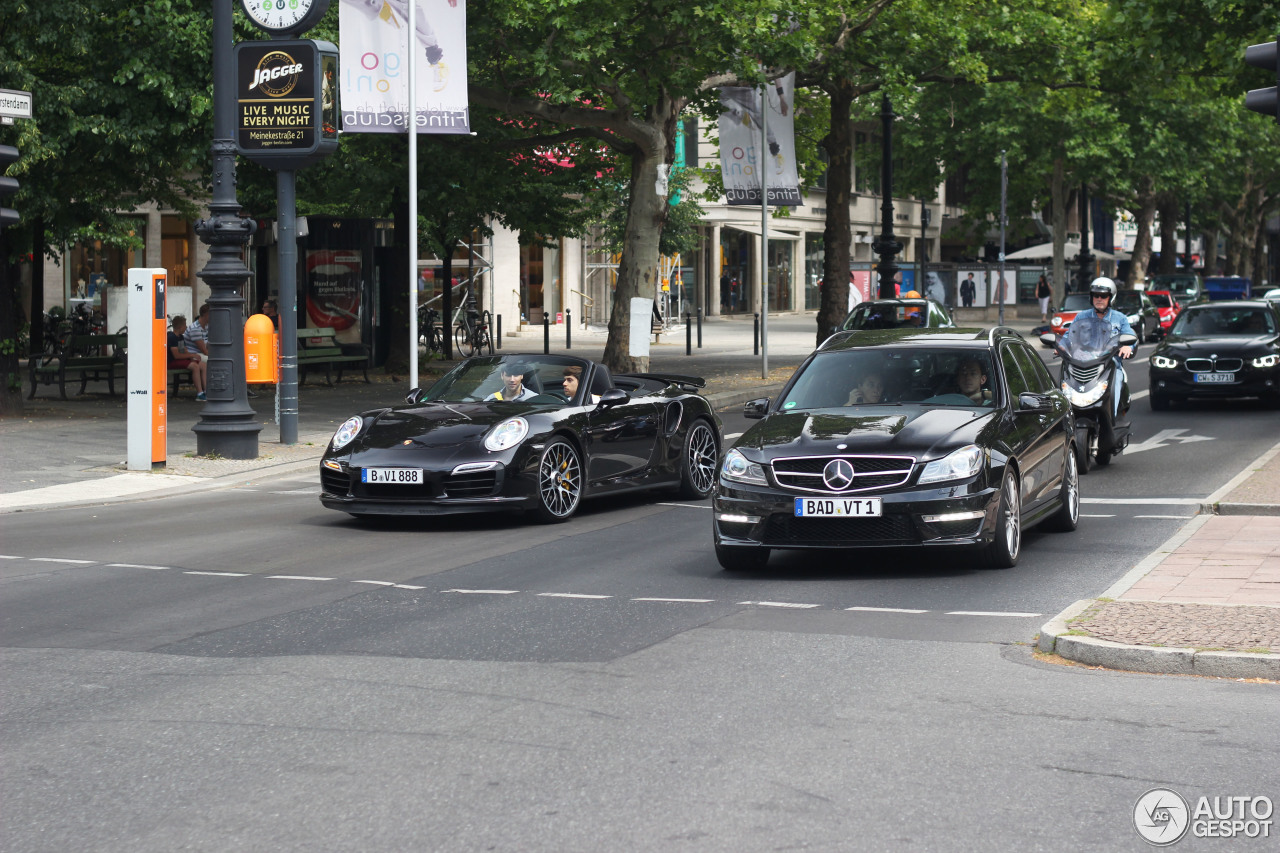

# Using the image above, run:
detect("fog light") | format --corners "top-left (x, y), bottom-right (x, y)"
top-left (717, 513), bottom-right (759, 524)
top-left (922, 510), bottom-right (985, 523)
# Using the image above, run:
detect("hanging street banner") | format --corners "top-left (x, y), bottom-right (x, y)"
top-left (718, 73), bottom-right (800, 207)
top-left (339, 0), bottom-right (470, 134)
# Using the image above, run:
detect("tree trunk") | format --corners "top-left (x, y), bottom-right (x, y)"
top-left (816, 81), bottom-right (854, 346)
top-left (1201, 228), bottom-right (1218, 274)
top-left (1157, 196), bottom-right (1180, 274)
top-left (602, 138), bottom-right (668, 375)
top-left (1050, 158), bottom-right (1069, 305)
top-left (1127, 183), bottom-right (1156, 288)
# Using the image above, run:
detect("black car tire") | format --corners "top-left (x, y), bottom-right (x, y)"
top-left (1150, 392), bottom-right (1170, 411)
top-left (532, 438), bottom-right (583, 523)
top-left (715, 542), bottom-right (770, 571)
top-left (983, 471), bottom-right (1022, 569)
top-left (676, 419), bottom-right (719, 499)
top-left (1041, 446), bottom-right (1079, 533)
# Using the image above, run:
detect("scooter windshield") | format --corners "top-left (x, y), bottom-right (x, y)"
top-left (1062, 313), bottom-right (1119, 361)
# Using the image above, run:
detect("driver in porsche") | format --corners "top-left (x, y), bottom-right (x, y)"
top-left (485, 363), bottom-right (538, 402)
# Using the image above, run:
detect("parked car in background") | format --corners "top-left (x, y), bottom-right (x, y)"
top-left (1204, 276), bottom-right (1253, 301)
top-left (1045, 293), bottom-right (1093, 344)
top-left (713, 328), bottom-right (1078, 571)
top-left (1148, 301), bottom-right (1280, 410)
top-left (839, 298), bottom-right (955, 332)
top-left (1145, 290), bottom-right (1183, 338)
top-left (1112, 289), bottom-right (1160, 342)
top-left (1148, 273), bottom-right (1205, 304)
top-left (1261, 287), bottom-right (1280, 305)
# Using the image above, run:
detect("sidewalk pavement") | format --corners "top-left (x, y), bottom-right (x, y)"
top-left (2, 310), bottom-right (1276, 680)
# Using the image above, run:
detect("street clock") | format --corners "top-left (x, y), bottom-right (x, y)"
top-left (240, 0), bottom-right (332, 37)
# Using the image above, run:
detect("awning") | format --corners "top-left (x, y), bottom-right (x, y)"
top-left (717, 223), bottom-right (804, 241)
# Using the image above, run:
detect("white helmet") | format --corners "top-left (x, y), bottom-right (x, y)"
top-left (1088, 277), bottom-right (1117, 299)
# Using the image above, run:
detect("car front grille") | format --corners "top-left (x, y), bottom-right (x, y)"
top-left (770, 455), bottom-right (915, 494)
top-left (762, 514), bottom-right (918, 546)
top-left (1066, 364), bottom-right (1103, 384)
top-left (1185, 358), bottom-right (1242, 372)
top-left (320, 468), bottom-right (349, 495)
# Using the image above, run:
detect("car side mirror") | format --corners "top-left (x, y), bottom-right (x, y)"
top-left (597, 388), bottom-right (629, 409)
top-left (405, 387), bottom-right (423, 404)
top-left (743, 398), bottom-right (770, 419)
top-left (1018, 392), bottom-right (1052, 412)
top-left (1039, 333), bottom-right (1058, 347)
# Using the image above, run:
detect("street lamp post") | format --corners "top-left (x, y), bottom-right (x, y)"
top-left (871, 96), bottom-right (902, 299)
top-left (1075, 182), bottom-right (1094, 293)
top-left (192, 0), bottom-right (261, 459)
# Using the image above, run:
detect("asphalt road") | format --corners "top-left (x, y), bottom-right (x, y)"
top-left (2, 354), bottom-right (1278, 851)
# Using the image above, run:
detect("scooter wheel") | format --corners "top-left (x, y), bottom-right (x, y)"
top-left (1095, 449), bottom-right (1113, 467)
top-left (1076, 440), bottom-right (1093, 475)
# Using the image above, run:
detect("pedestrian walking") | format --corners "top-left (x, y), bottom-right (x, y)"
top-left (1036, 274), bottom-right (1052, 321)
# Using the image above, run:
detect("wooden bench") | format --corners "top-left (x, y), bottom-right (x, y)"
top-left (28, 334), bottom-right (127, 399)
top-left (168, 365), bottom-right (195, 397)
top-left (297, 327), bottom-right (370, 386)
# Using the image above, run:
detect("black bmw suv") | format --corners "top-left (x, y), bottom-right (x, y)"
top-left (713, 328), bottom-right (1078, 570)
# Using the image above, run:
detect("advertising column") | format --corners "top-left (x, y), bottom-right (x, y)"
top-left (127, 268), bottom-right (168, 471)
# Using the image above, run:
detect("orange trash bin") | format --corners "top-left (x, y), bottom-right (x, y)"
top-left (244, 313), bottom-right (280, 383)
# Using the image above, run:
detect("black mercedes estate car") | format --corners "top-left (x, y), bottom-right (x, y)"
top-left (712, 328), bottom-right (1079, 570)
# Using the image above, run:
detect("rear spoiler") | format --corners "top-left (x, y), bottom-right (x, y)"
top-left (625, 372), bottom-right (707, 390)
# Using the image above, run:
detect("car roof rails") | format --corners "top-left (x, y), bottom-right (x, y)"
top-left (987, 326), bottom-right (1024, 345)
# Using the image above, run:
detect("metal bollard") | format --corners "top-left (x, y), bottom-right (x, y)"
top-left (566, 308), bottom-right (572, 349)
top-left (496, 314), bottom-right (502, 349)
top-left (543, 313), bottom-right (550, 354)
top-left (753, 313), bottom-right (759, 355)
top-left (685, 312), bottom-right (692, 355)
top-left (696, 307), bottom-right (702, 349)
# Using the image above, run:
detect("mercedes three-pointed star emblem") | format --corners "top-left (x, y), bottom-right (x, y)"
top-left (822, 458), bottom-right (855, 490)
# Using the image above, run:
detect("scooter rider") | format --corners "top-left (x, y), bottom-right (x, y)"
top-left (1059, 277), bottom-right (1135, 361)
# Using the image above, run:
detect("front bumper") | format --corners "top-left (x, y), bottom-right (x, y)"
top-left (712, 477), bottom-right (1001, 551)
top-left (1149, 365), bottom-right (1279, 400)
top-left (318, 457), bottom-right (537, 516)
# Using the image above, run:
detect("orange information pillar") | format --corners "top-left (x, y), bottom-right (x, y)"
top-left (244, 314), bottom-right (280, 384)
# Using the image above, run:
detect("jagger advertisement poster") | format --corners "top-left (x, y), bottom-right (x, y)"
top-left (717, 74), bottom-right (800, 207)
top-left (339, 0), bottom-right (470, 134)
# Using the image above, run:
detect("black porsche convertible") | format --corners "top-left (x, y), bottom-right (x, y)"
top-left (319, 354), bottom-right (722, 522)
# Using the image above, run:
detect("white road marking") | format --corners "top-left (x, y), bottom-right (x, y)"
top-left (30, 557), bottom-right (94, 564)
top-left (723, 432), bottom-right (743, 440)
top-left (107, 563), bottom-right (169, 570)
top-left (1081, 514), bottom-right (1115, 518)
top-left (393, 585), bottom-right (425, 590)
top-left (946, 610), bottom-right (1042, 618)
top-left (633, 597), bottom-right (716, 603)
top-left (444, 588), bottom-right (519, 594)
top-left (845, 606), bottom-right (929, 614)
top-left (267, 575), bottom-right (334, 581)
top-left (1134, 514), bottom-right (1194, 519)
top-left (539, 592), bottom-right (612, 599)
top-left (0, 555), bottom-right (21, 559)
top-left (353, 580), bottom-right (396, 586)
top-left (741, 601), bottom-right (821, 609)
top-left (184, 571), bottom-right (249, 577)
top-left (1125, 427), bottom-right (1214, 455)
top-left (1081, 497), bottom-right (1203, 505)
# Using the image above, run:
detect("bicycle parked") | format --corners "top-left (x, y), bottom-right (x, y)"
top-left (453, 304), bottom-right (494, 357)
top-left (418, 304), bottom-right (445, 356)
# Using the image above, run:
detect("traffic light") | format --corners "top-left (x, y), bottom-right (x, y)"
top-left (1245, 40), bottom-right (1279, 120)
top-left (0, 144), bottom-right (18, 229)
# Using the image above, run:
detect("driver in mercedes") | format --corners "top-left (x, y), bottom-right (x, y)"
top-left (485, 362), bottom-right (538, 402)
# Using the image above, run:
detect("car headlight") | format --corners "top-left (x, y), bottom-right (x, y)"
top-left (721, 448), bottom-right (768, 486)
top-left (1127, 314), bottom-right (1140, 325)
top-left (331, 416), bottom-right (364, 451)
top-left (1151, 354), bottom-right (1178, 369)
top-left (1063, 380), bottom-right (1109, 407)
top-left (1252, 354), bottom-right (1279, 368)
top-left (1051, 317), bottom-right (1064, 327)
top-left (918, 444), bottom-right (985, 485)
top-left (484, 417), bottom-right (529, 452)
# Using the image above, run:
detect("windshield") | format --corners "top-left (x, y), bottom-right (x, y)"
top-left (1113, 293), bottom-right (1143, 313)
top-left (1172, 307), bottom-right (1277, 337)
top-left (842, 301), bottom-right (931, 330)
top-left (1061, 312), bottom-right (1120, 360)
top-left (1150, 275), bottom-right (1199, 296)
top-left (422, 355), bottom-right (592, 403)
top-left (1148, 293), bottom-right (1173, 309)
top-left (781, 348), bottom-right (997, 409)
top-left (1059, 294), bottom-right (1092, 313)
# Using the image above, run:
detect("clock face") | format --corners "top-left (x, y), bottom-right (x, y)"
top-left (241, 0), bottom-right (328, 35)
